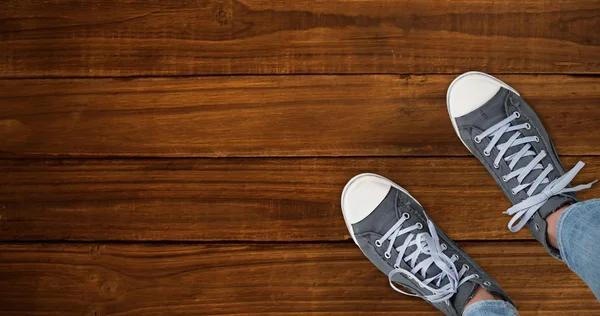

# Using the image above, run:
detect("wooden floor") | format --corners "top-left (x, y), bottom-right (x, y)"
top-left (1, 1), bottom-right (599, 315)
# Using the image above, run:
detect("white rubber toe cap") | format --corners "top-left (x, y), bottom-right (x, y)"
top-left (446, 72), bottom-right (520, 148)
top-left (447, 72), bottom-right (518, 118)
top-left (341, 174), bottom-right (391, 226)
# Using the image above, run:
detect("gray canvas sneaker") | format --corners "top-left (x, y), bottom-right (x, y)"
top-left (341, 173), bottom-right (513, 315)
top-left (447, 71), bottom-right (596, 259)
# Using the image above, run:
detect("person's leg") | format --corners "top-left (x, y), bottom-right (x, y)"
top-left (557, 199), bottom-right (600, 300)
top-left (461, 198), bottom-right (600, 316)
top-left (459, 198), bottom-right (600, 316)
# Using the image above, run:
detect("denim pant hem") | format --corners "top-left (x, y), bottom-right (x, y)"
top-left (463, 300), bottom-right (518, 316)
top-left (556, 202), bottom-right (577, 265)
top-left (556, 198), bottom-right (600, 301)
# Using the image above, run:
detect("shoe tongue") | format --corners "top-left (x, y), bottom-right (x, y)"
top-left (451, 280), bottom-right (479, 313)
top-left (359, 189), bottom-right (455, 290)
top-left (392, 234), bottom-right (477, 313)
top-left (458, 88), bottom-right (548, 194)
top-left (394, 238), bottom-right (445, 287)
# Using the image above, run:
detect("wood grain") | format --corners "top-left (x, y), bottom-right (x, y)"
top-left (1, 75), bottom-right (599, 158)
top-left (1, 0), bottom-right (599, 77)
top-left (1, 156), bottom-right (598, 242)
top-left (0, 242), bottom-right (596, 315)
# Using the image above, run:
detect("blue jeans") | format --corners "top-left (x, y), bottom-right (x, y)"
top-left (464, 199), bottom-right (600, 316)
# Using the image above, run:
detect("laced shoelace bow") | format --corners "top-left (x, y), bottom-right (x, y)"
top-left (375, 214), bottom-right (476, 304)
top-left (474, 111), bottom-right (597, 232)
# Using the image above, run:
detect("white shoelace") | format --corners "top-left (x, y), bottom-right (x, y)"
top-left (475, 111), bottom-right (597, 232)
top-left (376, 215), bottom-right (475, 303)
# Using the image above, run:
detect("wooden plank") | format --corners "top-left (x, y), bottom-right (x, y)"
top-left (1, 156), bottom-right (598, 242)
top-left (1, 75), bottom-right (599, 158)
top-left (1, 0), bottom-right (598, 77)
top-left (0, 242), bottom-right (596, 315)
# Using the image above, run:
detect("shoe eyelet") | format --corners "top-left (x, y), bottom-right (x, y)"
top-left (474, 136), bottom-right (482, 144)
top-left (402, 212), bottom-right (410, 220)
top-left (441, 243), bottom-right (448, 250)
top-left (484, 281), bottom-right (492, 287)
top-left (511, 189), bottom-right (517, 195)
top-left (493, 163), bottom-right (499, 169)
top-left (394, 264), bottom-right (400, 269)
top-left (525, 123), bottom-right (531, 130)
top-left (484, 150), bottom-right (491, 157)
top-left (534, 136), bottom-right (540, 142)
top-left (375, 240), bottom-right (383, 247)
top-left (502, 175), bottom-right (508, 182)
top-left (535, 223), bottom-right (540, 231)
top-left (384, 252), bottom-right (391, 259)
top-left (452, 254), bottom-right (459, 260)
top-left (474, 274), bottom-right (480, 279)
top-left (416, 222), bottom-right (423, 229)
top-left (463, 264), bottom-right (470, 271)
top-left (513, 111), bottom-right (521, 119)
